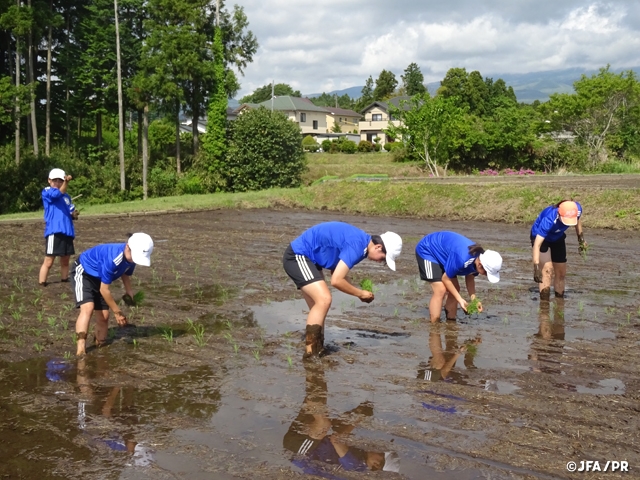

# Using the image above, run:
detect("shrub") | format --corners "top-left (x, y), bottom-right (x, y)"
top-left (222, 107), bottom-right (306, 191)
top-left (321, 139), bottom-right (332, 152)
top-left (391, 147), bottom-right (409, 162)
top-left (302, 136), bottom-right (320, 152)
top-left (149, 167), bottom-right (177, 197)
top-left (373, 143), bottom-right (381, 152)
top-left (357, 140), bottom-right (373, 152)
top-left (339, 140), bottom-right (358, 154)
top-left (177, 173), bottom-right (206, 195)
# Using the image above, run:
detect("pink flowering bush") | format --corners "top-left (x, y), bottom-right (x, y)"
top-left (478, 167), bottom-right (536, 176)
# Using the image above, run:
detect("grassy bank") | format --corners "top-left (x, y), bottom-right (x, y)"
top-left (3, 180), bottom-right (639, 230)
top-left (303, 152), bottom-right (425, 183)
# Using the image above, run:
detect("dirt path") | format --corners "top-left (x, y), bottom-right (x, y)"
top-left (1, 209), bottom-right (639, 479)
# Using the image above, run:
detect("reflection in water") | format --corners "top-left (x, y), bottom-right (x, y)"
top-left (74, 356), bottom-right (154, 467)
top-left (283, 362), bottom-right (400, 477)
top-left (529, 298), bottom-right (569, 377)
top-left (417, 321), bottom-right (480, 385)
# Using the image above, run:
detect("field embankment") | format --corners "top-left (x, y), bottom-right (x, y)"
top-left (2, 176), bottom-right (639, 230)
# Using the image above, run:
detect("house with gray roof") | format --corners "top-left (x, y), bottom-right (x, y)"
top-left (235, 96), bottom-right (331, 135)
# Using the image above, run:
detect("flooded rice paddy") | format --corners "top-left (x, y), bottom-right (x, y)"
top-left (1, 209), bottom-right (639, 479)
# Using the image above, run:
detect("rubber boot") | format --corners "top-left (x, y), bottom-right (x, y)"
top-left (303, 324), bottom-right (323, 360)
top-left (554, 291), bottom-right (565, 298)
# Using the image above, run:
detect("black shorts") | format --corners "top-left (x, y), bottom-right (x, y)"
top-left (530, 233), bottom-right (567, 263)
top-left (45, 233), bottom-right (75, 257)
top-left (283, 245), bottom-right (324, 289)
top-left (416, 252), bottom-right (445, 282)
top-left (71, 261), bottom-right (109, 310)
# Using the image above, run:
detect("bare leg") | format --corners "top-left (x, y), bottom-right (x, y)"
top-left (76, 302), bottom-right (95, 356)
top-left (552, 262), bottom-right (567, 297)
top-left (39, 256), bottom-right (55, 284)
top-left (94, 309), bottom-right (110, 346)
top-left (538, 250), bottom-right (553, 300)
top-left (429, 281), bottom-right (447, 323)
top-left (60, 255), bottom-right (71, 281)
top-left (444, 277), bottom-right (461, 320)
top-left (300, 281), bottom-right (332, 357)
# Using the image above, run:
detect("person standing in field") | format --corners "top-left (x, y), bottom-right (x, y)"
top-left (39, 168), bottom-right (78, 286)
top-left (283, 222), bottom-right (402, 359)
top-left (415, 231), bottom-right (502, 322)
top-left (531, 200), bottom-right (586, 300)
top-left (72, 233), bottom-right (154, 356)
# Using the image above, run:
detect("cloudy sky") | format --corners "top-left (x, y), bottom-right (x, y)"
top-left (233, 0), bottom-right (640, 97)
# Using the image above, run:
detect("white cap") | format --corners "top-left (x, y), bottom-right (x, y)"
top-left (383, 451), bottom-right (400, 472)
top-left (479, 250), bottom-right (502, 283)
top-left (49, 168), bottom-right (65, 180)
top-left (127, 233), bottom-right (154, 266)
top-left (380, 232), bottom-right (402, 271)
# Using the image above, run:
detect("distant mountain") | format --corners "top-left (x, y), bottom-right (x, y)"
top-left (304, 86), bottom-right (365, 99)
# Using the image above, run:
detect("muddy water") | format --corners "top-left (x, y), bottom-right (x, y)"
top-left (1, 209), bottom-right (639, 479)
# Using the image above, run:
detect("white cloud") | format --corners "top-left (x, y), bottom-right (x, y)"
top-left (235, 1), bottom-right (640, 97)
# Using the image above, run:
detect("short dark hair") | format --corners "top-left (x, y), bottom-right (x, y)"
top-left (468, 244), bottom-right (485, 257)
top-left (371, 235), bottom-right (386, 254)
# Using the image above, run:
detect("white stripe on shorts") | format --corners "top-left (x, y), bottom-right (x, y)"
top-left (74, 264), bottom-right (84, 302)
top-left (298, 438), bottom-right (314, 455)
top-left (47, 234), bottom-right (54, 255)
top-left (425, 259), bottom-right (432, 279)
top-left (296, 254), bottom-right (313, 281)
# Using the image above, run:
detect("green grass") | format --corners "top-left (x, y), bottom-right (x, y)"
top-left (466, 298), bottom-right (481, 315)
top-left (2, 176), bottom-right (639, 230)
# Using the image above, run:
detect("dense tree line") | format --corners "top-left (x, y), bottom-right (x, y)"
top-left (0, 0), bottom-right (258, 202)
top-left (388, 66), bottom-right (640, 175)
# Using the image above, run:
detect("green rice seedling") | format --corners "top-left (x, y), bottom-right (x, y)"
top-left (287, 355), bottom-right (293, 368)
top-left (0, 304), bottom-right (3, 316)
top-left (36, 311), bottom-right (43, 323)
top-left (466, 298), bottom-right (481, 315)
top-left (465, 343), bottom-right (478, 355)
top-left (47, 317), bottom-right (57, 328)
top-left (233, 342), bottom-right (239, 354)
top-left (359, 278), bottom-right (374, 292)
top-left (225, 319), bottom-right (233, 330)
top-left (63, 351), bottom-right (73, 360)
top-left (192, 324), bottom-right (206, 347)
top-left (160, 327), bottom-right (173, 343)
top-left (194, 265), bottom-right (200, 277)
top-left (223, 332), bottom-right (233, 343)
top-left (60, 292), bottom-right (68, 300)
top-left (186, 318), bottom-right (195, 331)
top-left (131, 291), bottom-right (145, 305)
top-left (11, 310), bottom-right (22, 321)
top-left (393, 307), bottom-right (399, 317)
top-left (13, 278), bottom-right (24, 293)
top-left (15, 338), bottom-right (25, 347)
top-left (132, 338), bottom-right (139, 348)
top-left (108, 329), bottom-right (116, 339)
top-left (578, 301), bottom-right (584, 313)
top-left (33, 343), bottom-right (44, 353)
top-left (136, 277), bottom-right (142, 286)
top-left (502, 316), bottom-right (510, 325)
top-left (253, 350), bottom-right (260, 361)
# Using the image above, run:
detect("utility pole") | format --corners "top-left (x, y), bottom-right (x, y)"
top-left (271, 80), bottom-right (274, 112)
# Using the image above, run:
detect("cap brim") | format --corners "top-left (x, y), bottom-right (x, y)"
top-left (131, 251), bottom-right (151, 266)
top-left (386, 256), bottom-right (396, 271)
top-left (560, 216), bottom-right (577, 226)
top-left (487, 271), bottom-right (500, 283)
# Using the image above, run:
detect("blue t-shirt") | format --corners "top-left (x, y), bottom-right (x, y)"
top-left (290, 222), bottom-right (370, 270)
top-left (78, 243), bottom-right (135, 284)
top-left (42, 187), bottom-right (75, 238)
top-left (531, 202), bottom-right (583, 242)
top-left (415, 232), bottom-right (478, 279)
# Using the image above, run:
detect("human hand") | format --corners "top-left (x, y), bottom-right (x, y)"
top-left (533, 263), bottom-right (543, 283)
top-left (459, 298), bottom-right (469, 312)
top-left (578, 234), bottom-right (588, 255)
top-left (114, 311), bottom-right (128, 326)
top-left (358, 290), bottom-right (374, 303)
top-left (122, 294), bottom-right (136, 306)
top-left (71, 210), bottom-right (79, 220)
top-left (476, 301), bottom-right (483, 313)
top-left (64, 175), bottom-right (73, 182)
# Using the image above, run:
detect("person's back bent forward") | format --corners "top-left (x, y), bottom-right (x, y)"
top-left (283, 222), bottom-right (402, 360)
